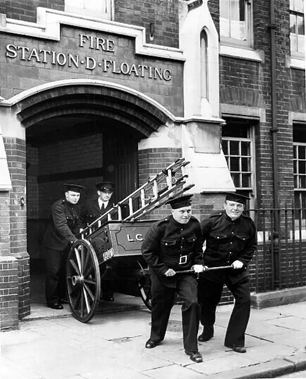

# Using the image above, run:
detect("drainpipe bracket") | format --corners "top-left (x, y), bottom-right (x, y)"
top-left (268, 24), bottom-right (277, 30)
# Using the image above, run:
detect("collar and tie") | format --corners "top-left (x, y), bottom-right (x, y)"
top-left (99, 199), bottom-right (108, 210)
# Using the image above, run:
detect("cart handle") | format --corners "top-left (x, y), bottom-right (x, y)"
top-left (175, 265), bottom-right (233, 274)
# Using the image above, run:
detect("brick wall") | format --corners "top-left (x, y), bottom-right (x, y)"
top-left (0, 257), bottom-right (19, 331)
top-left (4, 137), bottom-right (30, 319)
top-left (138, 147), bottom-right (183, 219)
top-left (17, 255), bottom-right (30, 319)
top-left (5, 138), bottom-right (27, 256)
top-left (115, 0), bottom-right (179, 48)
top-left (0, 0), bottom-right (179, 48)
top-left (0, 0), bottom-right (64, 23)
top-left (37, 133), bottom-right (103, 218)
top-left (211, 0), bottom-right (298, 210)
top-left (199, 193), bottom-right (224, 221)
top-left (0, 192), bottom-right (10, 256)
top-left (138, 148), bottom-right (182, 182)
top-left (207, 0), bottom-right (219, 32)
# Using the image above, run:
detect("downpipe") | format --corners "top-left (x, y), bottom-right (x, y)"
top-left (269, 0), bottom-right (280, 289)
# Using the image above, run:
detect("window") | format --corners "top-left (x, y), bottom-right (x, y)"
top-left (221, 119), bottom-right (256, 203)
top-left (200, 30), bottom-right (209, 101)
top-left (290, 0), bottom-right (305, 57)
top-left (65, 0), bottom-right (113, 20)
top-left (293, 124), bottom-right (306, 212)
top-left (220, 0), bottom-right (253, 47)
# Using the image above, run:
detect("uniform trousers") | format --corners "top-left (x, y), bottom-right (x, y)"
top-left (198, 275), bottom-right (251, 347)
top-left (45, 246), bottom-right (69, 305)
top-left (150, 274), bottom-right (200, 352)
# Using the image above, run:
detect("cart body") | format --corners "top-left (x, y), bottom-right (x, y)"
top-left (88, 220), bottom-right (153, 264)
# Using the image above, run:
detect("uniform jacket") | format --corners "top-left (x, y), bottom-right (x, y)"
top-left (201, 211), bottom-right (257, 284)
top-left (43, 199), bottom-right (83, 251)
top-left (84, 198), bottom-right (114, 225)
top-left (141, 215), bottom-right (203, 287)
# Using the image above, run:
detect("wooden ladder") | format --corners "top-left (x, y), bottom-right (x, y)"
top-left (81, 157), bottom-right (193, 238)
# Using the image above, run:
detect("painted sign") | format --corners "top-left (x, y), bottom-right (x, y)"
top-left (5, 33), bottom-right (172, 81)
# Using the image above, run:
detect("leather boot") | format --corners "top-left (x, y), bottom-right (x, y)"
top-left (198, 326), bottom-right (214, 342)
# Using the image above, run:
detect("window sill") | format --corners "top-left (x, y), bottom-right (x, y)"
top-left (220, 44), bottom-right (264, 62)
top-left (289, 56), bottom-right (306, 70)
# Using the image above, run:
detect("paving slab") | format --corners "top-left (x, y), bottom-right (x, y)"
top-left (2, 298), bottom-right (306, 379)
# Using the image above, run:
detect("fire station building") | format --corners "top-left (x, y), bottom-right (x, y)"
top-left (0, 0), bottom-right (305, 329)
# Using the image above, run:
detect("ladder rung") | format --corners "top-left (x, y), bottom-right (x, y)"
top-left (152, 180), bottom-right (158, 199)
top-left (141, 189), bottom-right (146, 207)
top-left (117, 205), bottom-right (122, 220)
top-left (166, 168), bottom-right (173, 188)
top-left (128, 198), bottom-right (133, 216)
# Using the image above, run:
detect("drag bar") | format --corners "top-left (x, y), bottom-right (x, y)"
top-left (175, 265), bottom-right (233, 274)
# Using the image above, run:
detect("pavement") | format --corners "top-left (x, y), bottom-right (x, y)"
top-left (1, 294), bottom-right (306, 379)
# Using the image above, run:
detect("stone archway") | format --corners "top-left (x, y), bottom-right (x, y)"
top-left (0, 79), bottom-right (175, 321)
top-left (14, 80), bottom-right (174, 134)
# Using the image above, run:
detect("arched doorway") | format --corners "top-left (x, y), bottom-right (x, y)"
top-left (15, 80), bottom-right (173, 306)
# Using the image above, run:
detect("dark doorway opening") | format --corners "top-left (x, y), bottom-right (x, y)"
top-left (26, 114), bottom-right (141, 305)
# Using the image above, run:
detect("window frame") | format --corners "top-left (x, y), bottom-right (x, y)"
top-left (221, 118), bottom-right (257, 208)
top-left (293, 142), bottom-right (306, 227)
top-left (292, 123), bottom-right (306, 229)
top-left (293, 142), bottom-right (306, 206)
top-left (289, 0), bottom-right (305, 58)
top-left (220, 0), bottom-right (254, 49)
top-left (65, 0), bottom-right (114, 20)
top-left (222, 137), bottom-right (253, 191)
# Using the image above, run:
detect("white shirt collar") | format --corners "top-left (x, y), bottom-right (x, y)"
top-left (98, 199), bottom-right (108, 208)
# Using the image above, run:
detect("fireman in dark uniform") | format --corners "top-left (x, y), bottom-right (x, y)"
top-left (83, 181), bottom-right (116, 301)
top-left (141, 194), bottom-right (205, 363)
top-left (84, 181), bottom-right (115, 226)
top-left (198, 192), bottom-right (257, 353)
top-left (43, 183), bottom-right (85, 309)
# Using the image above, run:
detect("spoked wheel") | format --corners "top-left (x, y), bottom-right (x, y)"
top-left (137, 261), bottom-right (152, 310)
top-left (66, 239), bottom-right (101, 323)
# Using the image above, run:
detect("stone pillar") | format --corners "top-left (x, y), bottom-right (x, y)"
top-left (0, 107), bottom-right (30, 327)
top-left (0, 119), bottom-right (20, 330)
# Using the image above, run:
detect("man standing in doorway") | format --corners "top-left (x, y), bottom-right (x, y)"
top-left (197, 192), bottom-right (257, 353)
top-left (84, 181), bottom-right (115, 226)
top-left (43, 183), bottom-right (85, 310)
top-left (84, 181), bottom-right (116, 301)
top-left (142, 194), bottom-right (205, 363)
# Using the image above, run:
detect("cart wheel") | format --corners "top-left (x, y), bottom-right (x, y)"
top-left (66, 239), bottom-right (101, 323)
top-left (137, 271), bottom-right (152, 310)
